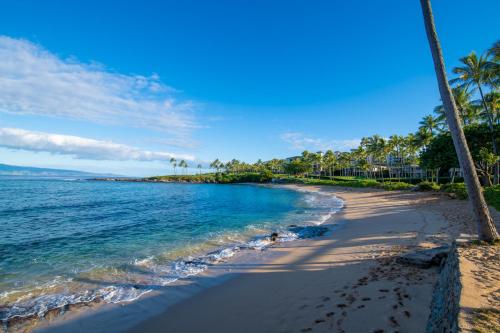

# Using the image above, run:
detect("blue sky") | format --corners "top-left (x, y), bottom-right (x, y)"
top-left (0, 0), bottom-right (498, 176)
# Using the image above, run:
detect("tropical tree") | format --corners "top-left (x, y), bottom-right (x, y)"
top-left (179, 160), bottom-right (188, 175)
top-left (487, 40), bottom-right (500, 87)
top-left (450, 51), bottom-right (498, 157)
top-left (434, 87), bottom-right (476, 127)
top-left (210, 158), bottom-right (222, 173)
top-left (197, 164), bottom-right (202, 175)
top-left (419, 0), bottom-right (498, 241)
top-left (323, 150), bottom-right (337, 179)
top-left (419, 115), bottom-right (439, 136)
top-left (169, 157), bottom-right (177, 175)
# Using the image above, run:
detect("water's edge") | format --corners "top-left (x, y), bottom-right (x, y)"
top-left (2, 184), bottom-right (344, 332)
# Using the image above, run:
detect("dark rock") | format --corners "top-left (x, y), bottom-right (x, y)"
top-left (397, 245), bottom-right (450, 268)
top-left (270, 232), bottom-right (279, 242)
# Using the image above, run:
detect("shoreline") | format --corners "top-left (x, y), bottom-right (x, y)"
top-left (11, 184), bottom-right (340, 332)
top-left (21, 184), bottom-right (497, 333)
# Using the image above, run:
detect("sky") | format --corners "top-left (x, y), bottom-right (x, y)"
top-left (0, 0), bottom-right (498, 176)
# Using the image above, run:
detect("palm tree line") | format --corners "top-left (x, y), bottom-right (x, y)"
top-left (207, 39), bottom-right (498, 184)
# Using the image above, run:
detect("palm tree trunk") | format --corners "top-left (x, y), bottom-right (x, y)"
top-left (420, 0), bottom-right (498, 241)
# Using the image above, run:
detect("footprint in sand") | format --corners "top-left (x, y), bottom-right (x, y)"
top-left (315, 319), bottom-right (325, 324)
top-left (315, 304), bottom-right (324, 309)
top-left (326, 312), bottom-right (335, 317)
top-left (361, 297), bottom-right (371, 301)
top-left (389, 316), bottom-right (399, 327)
top-left (336, 304), bottom-right (347, 308)
top-left (403, 310), bottom-right (411, 317)
top-left (300, 328), bottom-right (312, 332)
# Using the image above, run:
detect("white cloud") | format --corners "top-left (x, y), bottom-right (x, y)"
top-left (0, 127), bottom-right (195, 161)
top-left (0, 36), bottom-right (198, 139)
top-left (281, 132), bottom-right (359, 152)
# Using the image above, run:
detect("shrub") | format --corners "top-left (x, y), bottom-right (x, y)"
top-left (484, 185), bottom-right (500, 211)
top-left (379, 182), bottom-right (414, 191)
top-left (440, 183), bottom-right (468, 199)
top-left (416, 181), bottom-right (440, 191)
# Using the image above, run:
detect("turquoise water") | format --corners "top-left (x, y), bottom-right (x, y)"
top-left (0, 178), bottom-right (342, 322)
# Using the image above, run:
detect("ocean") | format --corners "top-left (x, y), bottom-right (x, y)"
top-left (0, 178), bottom-right (343, 324)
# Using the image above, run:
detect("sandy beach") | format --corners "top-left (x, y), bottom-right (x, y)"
top-left (30, 184), bottom-right (499, 333)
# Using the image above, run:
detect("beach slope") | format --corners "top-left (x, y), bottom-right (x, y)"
top-left (128, 186), bottom-right (467, 333)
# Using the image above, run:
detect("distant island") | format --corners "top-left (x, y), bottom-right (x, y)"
top-left (0, 163), bottom-right (120, 178)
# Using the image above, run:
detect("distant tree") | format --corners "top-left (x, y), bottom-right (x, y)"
top-left (197, 164), bottom-right (202, 175)
top-left (419, 115), bottom-right (439, 136)
top-left (169, 157), bottom-right (177, 175)
top-left (210, 159), bottom-right (222, 173)
top-left (284, 158), bottom-right (310, 176)
top-left (179, 160), bottom-right (188, 175)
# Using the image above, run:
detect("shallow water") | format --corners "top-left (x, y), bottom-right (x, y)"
top-left (0, 178), bottom-right (342, 322)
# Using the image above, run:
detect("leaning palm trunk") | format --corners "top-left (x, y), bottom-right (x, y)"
top-left (420, 0), bottom-right (499, 241)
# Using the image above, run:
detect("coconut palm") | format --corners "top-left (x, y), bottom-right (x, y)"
top-left (415, 128), bottom-right (433, 149)
top-left (197, 164), bottom-right (202, 175)
top-left (419, 115), bottom-right (439, 136)
top-left (178, 160), bottom-right (188, 175)
top-left (487, 40), bottom-right (500, 87)
top-left (450, 51), bottom-right (497, 154)
top-left (483, 91), bottom-right (499, 125)
top-left (420, 0), bottom-right (498, 241)
top-left (434, 86), bottom-right (476, 126)
top-left (169, 157), bottom-right (177, 175)
top-left (323, 150), bottom-right (337, 179)
top-left (210, 159), bottom-right (222, 173)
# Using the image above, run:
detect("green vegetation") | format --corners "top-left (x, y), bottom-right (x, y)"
top-left (416, 181), bottom-right (441, 191)
top-left (441, 182), bottom-right (468, 199)
top-left (484, 185), bottom-right (500, 211)
top-left (149, 172), bottom-right (273, 184)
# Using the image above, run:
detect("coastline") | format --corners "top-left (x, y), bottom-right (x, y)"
top-left (27, 184), bottom-right (493, 333)
top-left (21, 184), bottom-right (341, 333)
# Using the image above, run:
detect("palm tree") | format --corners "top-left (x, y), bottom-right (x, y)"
top-left (210, 159), bottom-right (221, 173)
top-left (323, 150), bottom-right (336, 179)
top-left (420, 0), bottom-right (498, 241)
top-left (487, 40), bottom-right (499, 87)
top-left (197, 164), bottom-right (202, 175)
top-left (450, 51), bottom-right (497, 155)
top-left (483, 91), bottom-right (499, 125)
top-left (434, 87), bottom-right (476, 126)
top-left (179, 160), bottom-right (188, 175)
top-left (169, 157), bottom-right (177, 175)
top-left (419, 115), bottom-right (439, 136)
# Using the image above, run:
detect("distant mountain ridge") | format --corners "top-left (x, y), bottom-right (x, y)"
top-left (0, 163), bottom-right (120, 178)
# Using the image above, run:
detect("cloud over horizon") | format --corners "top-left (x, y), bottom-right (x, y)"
top-left (0, 127), bottom-right (195, 162)
top-left (0, 36), bottom-right (198, 144)
top-left (281, 132), bottom-right (359, 152)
